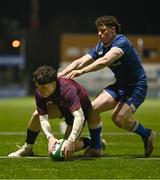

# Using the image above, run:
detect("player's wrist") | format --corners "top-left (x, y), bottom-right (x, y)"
top-left (47, 133), bottom-right (54, 139)
top-left (67, 137), bottom-right (75, 143)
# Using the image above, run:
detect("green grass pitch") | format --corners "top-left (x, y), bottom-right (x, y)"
top-left (0, 97), bottom-right (160, 179)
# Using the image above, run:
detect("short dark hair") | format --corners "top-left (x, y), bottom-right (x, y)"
top-left (95, 15), bottom-right (121, 33)
top-left (32, 65), bottom-right (57, 85)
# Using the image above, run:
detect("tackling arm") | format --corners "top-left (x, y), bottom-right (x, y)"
top-left (59, 54), bottom-right (92, 76)
top-left (81, 47), bottom-right (123, 74)
top-left (63, 47), bottom-right (124, 79)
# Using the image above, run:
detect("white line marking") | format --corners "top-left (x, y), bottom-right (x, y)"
top-left (0, 132), bottom-right (159, 136)
top-left (0, 156), bottom-right (50, 159)
top-left (0, 156), bottom-right (160, 160)
top-left (0, 132), bottom-right (26, 135)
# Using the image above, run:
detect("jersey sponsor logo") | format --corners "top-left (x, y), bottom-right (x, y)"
top-left (98, 50), bottom-right (103, 55)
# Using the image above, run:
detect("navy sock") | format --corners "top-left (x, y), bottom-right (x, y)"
top-left (89, 127), bottom-right (101, 149)
top-left (25, 129), bottom-right (40, 144)
top-left (134, 123), bottom-right (151, 138)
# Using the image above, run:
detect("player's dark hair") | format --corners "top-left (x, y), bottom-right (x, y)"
top-left (32, 65), bottom-right (57, 85)
top-left (95, 15), bottom-right (121, 33)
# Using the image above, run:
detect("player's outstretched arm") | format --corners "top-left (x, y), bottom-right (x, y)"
top-left (64, 48), bottom-right (123, 79)
top-left (58, 54), bottom-right (92, 77)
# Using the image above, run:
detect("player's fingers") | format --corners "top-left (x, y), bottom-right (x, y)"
top-left (69, 73), bottom-right (75, 79)
top-left (64, 150), bottom-right (72, 160)
top-left (64, 74), bottom-right (69, 79)
top-left (66, 74), bottom-right (72, 79)
top-left (48, 146), bottom-right (52, 154)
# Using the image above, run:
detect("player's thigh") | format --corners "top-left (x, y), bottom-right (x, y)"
top-left (92, 90), bottom-right (117, 113)
top-left (48, 103), bottom-right (62, 119)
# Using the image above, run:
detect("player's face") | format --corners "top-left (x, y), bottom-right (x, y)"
top-left (97, 25), bottom-right (116, 45)
top-left (36, 81), bottom-right (56, 97)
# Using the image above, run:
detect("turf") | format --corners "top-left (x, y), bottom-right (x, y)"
top-left (0, 97), bottom-right (160, 179)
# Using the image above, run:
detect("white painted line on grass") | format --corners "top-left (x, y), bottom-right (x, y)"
top-left (0, 156), bottom-right (50, 159)
top-left (0, 132), bottom-right (159, 136)
top-left (0, 156), bottom-right (160, 160)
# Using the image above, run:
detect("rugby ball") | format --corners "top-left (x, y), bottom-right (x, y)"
top-left (51, 139), bottom-right (65, 161)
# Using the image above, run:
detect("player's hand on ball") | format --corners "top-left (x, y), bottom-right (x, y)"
top-left (61, 140), bottom-right (75, 160)
top-left (48, 136), bottom-right (59, 154)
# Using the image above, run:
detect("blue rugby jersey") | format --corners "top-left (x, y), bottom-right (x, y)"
top-left (88, 34), bottom-right (147, 85)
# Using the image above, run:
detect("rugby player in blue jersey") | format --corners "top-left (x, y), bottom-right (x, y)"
top-left (59, 15), bottom-right (155, 157)
top-left (8, 65), bottom-right (104, 159)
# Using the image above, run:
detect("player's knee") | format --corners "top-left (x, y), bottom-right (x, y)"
top-left (32, 110), bottom-right (39, 121)
top-left (32, 110), bottom-right (38, 116)
top-left (112, 113), bottom-right (125, 128)
top-left (28, 111), bottom-right (40, 131)
top-left (28, 110), bottom-right (40, 128)
top-left (91, 102), bottom-right (98, 112)
top-left (91, 99), bottom-right (103, 113)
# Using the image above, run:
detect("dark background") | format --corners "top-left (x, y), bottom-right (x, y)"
top-left (0, 0), bottom-right (159, 94)
top-left (0, 0), bottom-right (159, 34)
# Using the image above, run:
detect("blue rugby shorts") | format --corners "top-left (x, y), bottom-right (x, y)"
top-left (104, 82), bottom-right (148, 112)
